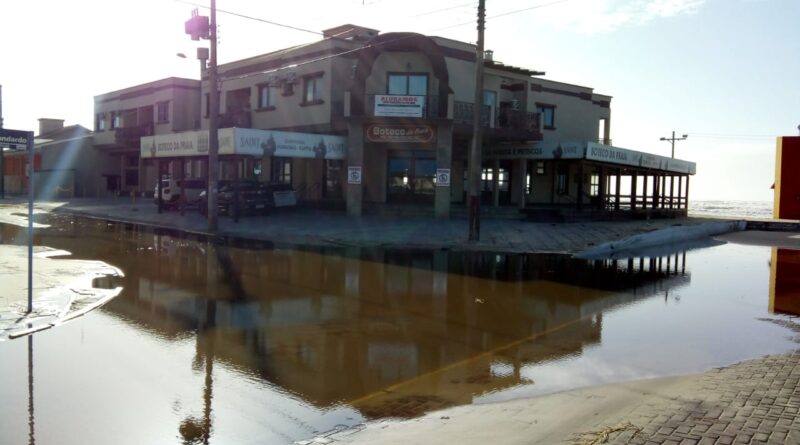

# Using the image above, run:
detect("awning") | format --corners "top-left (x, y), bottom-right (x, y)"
top-left (484, 141), bottom-right (696, 175)
top-left (140, 127), bottom-right (347, 160)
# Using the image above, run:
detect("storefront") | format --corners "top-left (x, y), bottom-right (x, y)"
top-left (140, 127), bottom-right (348, 203)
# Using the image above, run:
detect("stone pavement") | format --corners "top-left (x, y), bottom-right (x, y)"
top-left (15, 197), bottom-right (728, 254)
top-left (321, 350), bottom-right (800, 445)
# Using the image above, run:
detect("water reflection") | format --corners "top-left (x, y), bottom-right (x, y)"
top-left (3, 215), bottom-right (693, 420)
top-left (769, 248), bottom-right (800, 316)
top-left (4, 213), bottom-right (731, 445)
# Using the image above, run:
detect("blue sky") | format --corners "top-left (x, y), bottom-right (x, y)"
top-left (1, 0), bottom-right (797, 201)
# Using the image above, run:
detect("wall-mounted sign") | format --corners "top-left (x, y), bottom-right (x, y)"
top-left (484, 141), bottom-right (584, 160)
top-left (142, 128), bottom-right (346, 160)
top-left (348, 166), bottom-right (362, 184)
top-left (373, 95), bottom-right (425, 118)
top-left (436, 169), bottom-right (451, 187)
top-left (365, 124), bottom-right (435, 144)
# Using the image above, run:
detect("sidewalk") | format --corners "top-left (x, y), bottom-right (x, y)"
top-left (34, 198), bottom-right (730, 254)
top-left (321, 349), bottom-right (800, 445)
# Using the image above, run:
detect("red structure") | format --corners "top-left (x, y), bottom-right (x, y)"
top-left (774, 136), bottom-right (800, 219)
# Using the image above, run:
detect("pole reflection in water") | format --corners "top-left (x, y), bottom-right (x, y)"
top-left (28, 335), bottom-right (34, 445)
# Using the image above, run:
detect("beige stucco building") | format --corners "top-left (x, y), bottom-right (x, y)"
top-left (97, 24), bottom-right (694, 219)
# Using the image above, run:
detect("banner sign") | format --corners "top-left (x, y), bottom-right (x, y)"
top-left (235, 128), bottom-right (346, 160)
top-left (486, 141), bottom-right (696, 175)
top-left (365, 124), bottom-right (435, 144)
top-left (484, 141), bottom-right (584, 160)
top-left (373, 95), bottom-right (425, 118)
top-left (142, 128), bottom-right (346, 160)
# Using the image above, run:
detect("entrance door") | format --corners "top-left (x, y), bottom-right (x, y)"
top-left (387, 151), bottom-right (435, 204)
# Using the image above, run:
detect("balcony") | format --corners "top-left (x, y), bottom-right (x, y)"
top-left (220, 111), bottom-right (252, 129)
top-left (365, 94), bottom-right (443, 119)
top-left (454, 101), bottom-right (542, 139)
top-left (114, 123), bottom-right (154, 146)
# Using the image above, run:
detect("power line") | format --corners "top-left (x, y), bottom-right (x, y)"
top-left (174, 0), bottom-right (323, 36)
top-left (408, 2), bottom-right (477, 19)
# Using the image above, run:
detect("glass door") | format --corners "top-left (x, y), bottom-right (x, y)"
top-left (387, 151), bottom-right (436, 204)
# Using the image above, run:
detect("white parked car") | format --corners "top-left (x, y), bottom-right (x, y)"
top-left (154, 177), bottom-right (207, 207)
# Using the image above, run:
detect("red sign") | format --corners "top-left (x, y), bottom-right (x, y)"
top-left (365, 124), bottom-right (436, 144)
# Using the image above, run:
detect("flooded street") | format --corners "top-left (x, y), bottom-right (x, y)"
top-left (1, 214), bottom-right (798, 445)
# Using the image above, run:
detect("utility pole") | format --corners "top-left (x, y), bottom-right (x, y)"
top-left (660, 131), bottom-right (687, 158)
top-left (207, 0), bottom-right (219, 232)
top-left (468, 0), bottom-right (486, 241)
top-left (185, 4), bottom-right (219, 231)
top-left (1, 84), bottom-right (5, 199)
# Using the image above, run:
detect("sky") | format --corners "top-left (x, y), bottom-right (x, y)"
top-left (1, 0), bottom-right (798, 201)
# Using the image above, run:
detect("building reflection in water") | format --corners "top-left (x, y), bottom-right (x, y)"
top-left (8, 214), bottom-right (694, 440)
top-left (769, 248), bottom-right (800, 316)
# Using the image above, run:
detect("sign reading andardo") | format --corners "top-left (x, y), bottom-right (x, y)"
top-left (366, 124), bottom-right (435, 144)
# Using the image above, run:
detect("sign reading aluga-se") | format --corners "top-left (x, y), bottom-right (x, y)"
top-left (374, 95), bottom-right (425, 118)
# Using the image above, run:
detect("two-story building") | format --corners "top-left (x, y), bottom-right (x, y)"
top-left (124, 24), bottom-right (694, 219)
top-left (93, 77), bottom-right (201, 195)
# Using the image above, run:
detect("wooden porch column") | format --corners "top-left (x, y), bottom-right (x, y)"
top-left (677, 176), bottom-right (683, 209)
top-left (492, 159), bottom-right (500, 207)
top-left (669, 175), bottom-right (675, 209)
top-left (577, 161), bottom-right (584, 211)
top-left (518, 159), bottom-right (527, 209)
top-left (615, 168), bottom-right (621, 211)
top-left (631, 173), bottom-right (638, 211)
top-left (598, 165), bottom-right (606, 210)
top-left (685, 175), bottom-right (690, 209)
top-left (156, 159), bottom-right (163, 214)
top-left (651, 172), bottom-right (658, 209)
top-left (642, 174), bottom-right (648, 209)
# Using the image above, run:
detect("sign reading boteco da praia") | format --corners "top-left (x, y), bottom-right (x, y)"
top-left (365, 124), bottom-right (436, 145)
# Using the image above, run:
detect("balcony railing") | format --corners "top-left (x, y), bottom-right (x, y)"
top-left (220, 111), bottom-right (252, 128)
top-left (115, 123), bottom-right (154, 145)
top-left (454, 101), bottom-right (542, 135)
top-left (365, 94), bottom-right (442, 119)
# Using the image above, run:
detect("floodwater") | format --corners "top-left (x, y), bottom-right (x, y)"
top-left (1, 214), bottom-right (799, 445)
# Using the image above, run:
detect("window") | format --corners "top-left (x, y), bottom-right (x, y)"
top-left (157, 101), bottom-right (169, 123)
top-left (110, 112), bottom-right (121, 129)
top-left (387, 73), bottom-right (428, 96)
top-left (302, 74), bottom-right (323, 104)
top-left (590, 173), bottom-right (600, 197)
top-left (536, 161), bottom-right (545, 175)
top-left (324, 160), bottom-right (344, 199)
top-left (272, 157), bottom-right (292, 184)
top-left (557, 166), bottom-right (569, 195)
top-left (257, 84), bottom-right (274, 109)
top-left (95, 113), bottom-right (105, 131)
top-left (536, 104), bottom-right (556, 129)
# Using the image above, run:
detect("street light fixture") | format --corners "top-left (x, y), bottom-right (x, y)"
top-left (660, 131), bottom-right (688, 158)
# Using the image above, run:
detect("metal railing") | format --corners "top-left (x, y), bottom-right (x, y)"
top-left (114, 123), bottom-right (154, 145)
top-left (454, 101), bottom-right (541, 134)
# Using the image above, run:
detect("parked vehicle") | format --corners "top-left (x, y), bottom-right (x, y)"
top-left (198, 180), bottom-right (275, 217)
top-left (154, 177), bottom-right (207, 207)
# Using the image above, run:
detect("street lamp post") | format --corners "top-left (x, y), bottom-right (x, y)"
top-left (660, 131), bottom-right (688, 158)
top-left (185, 4), bottom-right (219, 231)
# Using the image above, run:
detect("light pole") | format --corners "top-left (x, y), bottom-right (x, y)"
top-left (660, 131), bottom-right (687, 158)
top-left (185, 4), bottom-right (219, 232)
top-left (468, 0), bottom-right (486, 242)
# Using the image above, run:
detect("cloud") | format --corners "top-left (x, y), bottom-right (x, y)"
top-left (538, 0), bottom-right (706, 33)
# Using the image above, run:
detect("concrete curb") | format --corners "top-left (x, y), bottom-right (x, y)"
top-left (574, 220), bottom-right (747, 259)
